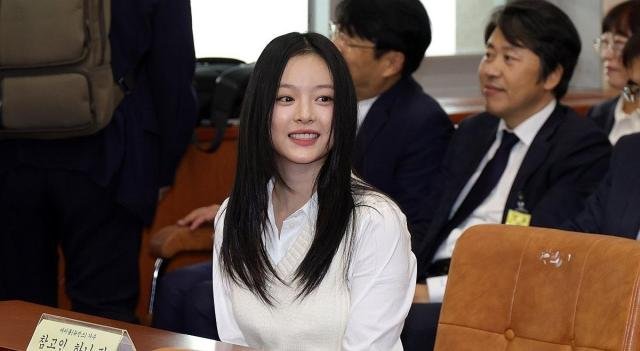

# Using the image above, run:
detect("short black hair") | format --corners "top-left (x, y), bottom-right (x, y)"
top-left (334, 0), bottom-right (431, 76)
top-left (602, 1), bottom-right (640, 36)
top-left (623, 33), bottom-right (640, 68)
top-left (484, 0), bottom-right (581, 99)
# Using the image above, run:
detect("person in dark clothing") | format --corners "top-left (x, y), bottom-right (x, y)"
top-left (332, 0), bottom-right (454, 252)
top-left (0, 0), bottom-right (197, 322)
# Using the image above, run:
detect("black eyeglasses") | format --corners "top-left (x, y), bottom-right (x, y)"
top-left (622, 80), bottom-right (640, 102)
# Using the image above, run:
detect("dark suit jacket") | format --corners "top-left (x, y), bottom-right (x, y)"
top-left (0, 0), bottom-right (197, 225)
top-left (587, 96), bottom-right (618, 135)
top-left (353, 76), bottom-right (453, 251)
top-left (416, 104), bottom-right (611, 275)
top-left (566, 133), bottom-right (640, 239)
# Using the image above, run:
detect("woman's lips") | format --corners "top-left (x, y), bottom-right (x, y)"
top-left (289, 132), bottom-right (319, 146)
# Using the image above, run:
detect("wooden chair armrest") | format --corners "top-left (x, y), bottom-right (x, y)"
top-left (149, 225), bottom-right (214, 259)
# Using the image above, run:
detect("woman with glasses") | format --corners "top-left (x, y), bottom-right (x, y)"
top-left (588, 1), bottom-right (640, 144)
top-left (567, 33), bottom-right (640, 240)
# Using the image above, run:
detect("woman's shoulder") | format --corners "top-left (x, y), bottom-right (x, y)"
top-left (351, 176), bottom-right (403, 216)
top-left (350, 188), bottom-right (412, 261)
top-left (353, 188), bottom-right (407, 227)
top-left (213, 198), bottom-right (231, 243)
top-left (355, 189), bottom-right (398, 209)
top-left (215, 198), bottom-right (231, 222)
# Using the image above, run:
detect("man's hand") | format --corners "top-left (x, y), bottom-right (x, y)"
top-left (414, 282), bottom-right (430, 303)
top-left (176, 204), bottom-right (220, 230)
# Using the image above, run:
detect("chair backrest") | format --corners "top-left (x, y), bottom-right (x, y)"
top-left (193, 57), bottom-right (245, 122)
top-left (203, 63), bottom-right (254, 152)
top-left (435, 224), bottom-right (640, 351)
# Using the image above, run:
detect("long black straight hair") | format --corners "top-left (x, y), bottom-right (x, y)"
top-left (220, 32), bottom-right (360, 304)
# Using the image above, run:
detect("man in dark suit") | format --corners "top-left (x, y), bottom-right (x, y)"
top-left (333, 0), bottom-right (453, 252)
top-left (0, 0), bottom-right (197, 322)
top-left (403, 1), bottom-right (611, 349)
top-left (567, 34), bottom-right (640, 239)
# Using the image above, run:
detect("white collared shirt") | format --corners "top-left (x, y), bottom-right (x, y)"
top-left (427, 99), bottom-right (557, 301)
top-left (357, 96), bottom-right (378, 132)
top-left (212, 181), bottom-right (416, 350)
top-left (609, 96), bottom-right (640, 145)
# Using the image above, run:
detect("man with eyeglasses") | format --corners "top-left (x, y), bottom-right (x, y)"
top-left (332, 0), bottom-right (453, 265)
top-left (587, 0), bottom-right (640, 145)
top-left (567, 33), bottom-right (640, 240)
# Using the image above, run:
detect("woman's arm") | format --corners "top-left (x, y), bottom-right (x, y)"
top-left (211, 200), bottom-right (248, 346)
top-left (343, 196), bottom-right (417, 350)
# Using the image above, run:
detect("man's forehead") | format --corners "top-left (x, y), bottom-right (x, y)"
top-left (486, 32), bottom-right (527, 53)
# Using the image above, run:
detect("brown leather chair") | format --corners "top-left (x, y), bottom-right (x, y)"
top-left (436, 224), bottom-right (640, 350)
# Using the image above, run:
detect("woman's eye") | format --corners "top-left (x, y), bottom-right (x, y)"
top-left (276, 96), bottom-right (294, 103)
top-left (317, 96), bottom-right (334, 103)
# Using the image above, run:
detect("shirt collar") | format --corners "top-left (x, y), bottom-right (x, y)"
top-left (357, 96), bottom-right (379, 130)
top-left (267, 179), bottom-right (319, 224)
top-left (614, 95), bottom-right (640, 121)
top-left (497, 99), bottom-right (556, 147)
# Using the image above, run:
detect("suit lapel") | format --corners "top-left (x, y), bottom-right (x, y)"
top-left (439, 117), bottom-right (498, 225)
top-left (353, 78), bottom-right (413, 171)
top-left (453, 122), bottom-right (497, 195)
top-left (353, 99), bottom-right (391, 170)
top-left (504, 105), bottom-right (562, 216)
top-left (425, 116), bottom-right (499, 261)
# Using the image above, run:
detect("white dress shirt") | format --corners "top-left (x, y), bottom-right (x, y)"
top-left (609, 96), bottom-right (640, 145)
top-left (427, 99), bottom-right (557, 302)
top-left (357, 96), bottom-right (378, 132)
top-left (212, 180), bottom-right (416, 350)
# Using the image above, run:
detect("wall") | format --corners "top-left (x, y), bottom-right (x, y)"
top-left (323, 0), bottom-right (609, 98)
top-left (416, 0), bottom-right (606, 98)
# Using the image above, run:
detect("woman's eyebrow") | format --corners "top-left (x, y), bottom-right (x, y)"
top-left (278, 83), bottom-right (334, 89)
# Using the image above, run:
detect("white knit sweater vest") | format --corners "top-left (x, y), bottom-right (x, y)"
top-left (230, 220), bottom-right (350, 350)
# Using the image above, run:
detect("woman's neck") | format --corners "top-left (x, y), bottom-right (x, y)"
top-left (622, 98), bottom-right (640, 114)
top-left (271, 165), bottom-right (320, 233)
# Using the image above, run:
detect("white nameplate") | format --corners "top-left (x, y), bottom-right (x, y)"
top-left (26, 314), bottom-right (136, 351)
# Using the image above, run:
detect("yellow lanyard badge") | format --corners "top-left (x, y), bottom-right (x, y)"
top-left (505, 193), bottom-right (531, 226)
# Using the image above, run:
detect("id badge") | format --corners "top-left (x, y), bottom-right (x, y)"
top-left (505, 209), bottom-right (531, 226)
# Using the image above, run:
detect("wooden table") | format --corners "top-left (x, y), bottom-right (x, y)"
top-left (0, 301), bottom-right (254, 351)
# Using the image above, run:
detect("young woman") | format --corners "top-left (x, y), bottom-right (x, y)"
top-left (212, 32), bottom-right (416, 350)
top-left (588, 1), bottom-right (640, 144)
